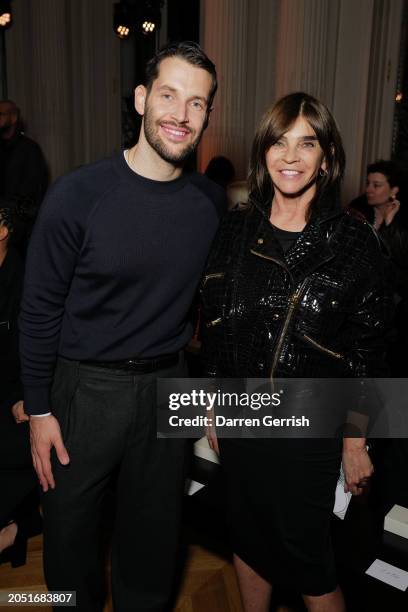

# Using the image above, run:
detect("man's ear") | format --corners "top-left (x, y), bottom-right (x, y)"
top-left (134, 85), bottom-right (147, 116)
top-left (392, 186), bottom-right (400, 198)
top-left (203, 106), bottom-right (213, 130)
top-left (0, 224), bottom-right (9, 242)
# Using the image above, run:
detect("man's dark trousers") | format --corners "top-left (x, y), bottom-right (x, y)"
top-left (42, 356), bottom-right (186, 612)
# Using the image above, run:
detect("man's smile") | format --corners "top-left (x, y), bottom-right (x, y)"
top-left (160, 123), bottom-right (191, 141)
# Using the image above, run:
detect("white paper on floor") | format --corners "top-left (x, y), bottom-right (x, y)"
top-left (365, 559), bottom-right (408, 591)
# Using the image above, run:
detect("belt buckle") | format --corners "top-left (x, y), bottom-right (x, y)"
top-left (125, 358), bottom-right (141, 371)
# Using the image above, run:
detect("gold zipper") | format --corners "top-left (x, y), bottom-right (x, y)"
top-left (270, 279), bottom-right (308, 378)
top-left (302, 334), bottom-right (344, 360)
top-left (250, 248), bottom-right (300, 379)
top-left (202, 272), bottom-right (225, 287)
top-left (250, 249), bottom-right (287, 270)
top-left (206, 317), bottom-right (222, 328)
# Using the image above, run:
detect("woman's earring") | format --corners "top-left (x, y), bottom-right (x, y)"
top-left (319, 168), bottom-right (328, 177)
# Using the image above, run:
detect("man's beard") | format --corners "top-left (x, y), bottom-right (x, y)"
top-left (143, 105), bottom-right (204, 165)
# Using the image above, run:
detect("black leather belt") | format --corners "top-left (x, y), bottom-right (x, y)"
top-left (82, 352), bottom-right (179, 373)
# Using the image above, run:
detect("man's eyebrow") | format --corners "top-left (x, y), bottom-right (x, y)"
top-left (190, 95), bottom-right (208, 103)
top-left (157, 85), bottom-right (178, 93)
top-left (157, 85), bottom-right (207, 103)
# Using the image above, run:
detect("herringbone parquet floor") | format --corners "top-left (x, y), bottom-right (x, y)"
top-left (0, 535), bottom-right (244, 612)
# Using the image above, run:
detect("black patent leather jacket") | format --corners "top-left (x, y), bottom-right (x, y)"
top-left (201, 201), bottom-right (394, 379)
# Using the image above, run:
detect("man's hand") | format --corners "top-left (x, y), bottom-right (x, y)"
top-left (342, 438), bottom-right (373, 496)
top-left (30, 415), bottom-right (70, 491)
top-left (11, 400), bottom-right (29, 424)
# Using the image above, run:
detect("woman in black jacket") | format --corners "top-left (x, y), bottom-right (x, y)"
top-left (351, 160), bottom-right (408, 375)
top-left (351, 160), bottom-right (408, 309)
top-left (201, 93), bottom-right (393, 612)
top-left (353, 161), bottom-right (408, 512)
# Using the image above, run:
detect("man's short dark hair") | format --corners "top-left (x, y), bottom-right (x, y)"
top-left (144, 41), bottom-right (217, 110)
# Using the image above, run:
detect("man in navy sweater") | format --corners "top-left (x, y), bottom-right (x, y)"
top-left (20, 42), bottom-right (224, 611)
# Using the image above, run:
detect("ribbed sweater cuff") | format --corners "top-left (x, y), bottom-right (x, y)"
top-left (24, 386), bottom-right (51, 416)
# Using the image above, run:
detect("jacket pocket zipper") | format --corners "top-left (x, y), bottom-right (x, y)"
top-left (206, 317), bottom-right (222, 328)
top-left (302, 334), bottom-right (344, 360)
top-left (270, 279), bottom-right (308, 379)
top-left (202, 272), bottom-right (225, 287)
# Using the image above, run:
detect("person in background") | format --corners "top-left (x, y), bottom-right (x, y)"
top-left (205, 155), bottom-right (235, 190)
top-left (226, 180), bottom-right (249, 210)
top-left (0, 207), bottom-right (41, 568)
top-left (350, 161), bottom-right (408, 513)
top-left (349, 160), bottom-right (408, 375)
top-left (0, 100), bottom-right (49, 254)
top-left (205, 156), bottom-right (249, 210)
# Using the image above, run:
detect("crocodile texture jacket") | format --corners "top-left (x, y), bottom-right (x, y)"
top-left (201, 200), bottom-right (394, 380)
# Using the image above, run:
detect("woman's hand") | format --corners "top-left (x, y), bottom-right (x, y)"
top-left (206, 409), bottom-right (219, 455)
top-left (342, 438), bottom-right (373, 495)
top-left (11, 400), bottom-right (29, 424)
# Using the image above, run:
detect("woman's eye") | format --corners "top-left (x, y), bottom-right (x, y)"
top-left (272, 141), bottom-right (284, 147)
top-left (301, 141), bottom-right (315, 148)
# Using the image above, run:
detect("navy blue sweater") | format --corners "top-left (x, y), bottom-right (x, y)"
top-left (20, 152), bottom-right (224, 415)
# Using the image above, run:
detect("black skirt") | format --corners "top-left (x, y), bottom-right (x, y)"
top-left (219, 437), bottom-right (342, 596)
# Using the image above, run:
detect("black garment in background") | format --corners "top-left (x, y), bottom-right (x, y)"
top-left (0, 132), bottom-right (49, 257)
top-left (0, 246), bottom-right (36, 525)
top-left (0, 246), bottom-right (24, 407)
top-left (43, 357), bottom-right (187, 612)
top-left (348, 196), bottom-right (408, 374)
top-left (0, 132), bottom-right (49, 207)
top-left (348, 195), bottom-right (408, 299)
top-left (348, 197), bottom-right (408, 514)
top-left (0, 408), bottom-right (36, 525)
